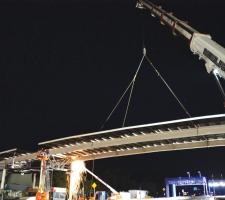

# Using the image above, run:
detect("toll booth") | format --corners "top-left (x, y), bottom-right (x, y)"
top-left (165, 176), bottom-right (208, 197)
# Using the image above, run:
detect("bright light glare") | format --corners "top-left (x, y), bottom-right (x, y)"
top-left (69, 160), bottom-right (86, 200)
top-left (209, 181), bottom-right (225, 187)
top-left (26, 197), bottom-right (36, 200)
top-left (213, 69), bottom-right (219, 75)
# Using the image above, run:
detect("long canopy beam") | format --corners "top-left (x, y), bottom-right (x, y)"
top-left (1, 114), bottom-right (225, 165)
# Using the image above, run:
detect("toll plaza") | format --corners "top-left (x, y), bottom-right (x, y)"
top-left (165, 177), bottom-right (208, 197)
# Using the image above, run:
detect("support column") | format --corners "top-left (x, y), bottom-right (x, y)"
top-left (205, 183), bottom-right (208, 196)
top-left (39, 159), bottom-right (47, 193)
top-left (36, 157), bottom-right (49, 200)
top-left (68, 163), bottom-right (73, 200)
top-left (172, 184), bottom-right (176, 197)
top-left (0, 168), bottom-right (7, 190)
top-left (165, 179), bottom-right (170, 197)
top-left (32, 173), bottom-right (37, 189)
top-left (166, 184), bottom-right (170, 197)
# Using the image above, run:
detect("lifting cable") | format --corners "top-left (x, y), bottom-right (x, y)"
top-left (100, 52), bottom-right (146, 130)
top-left (100, 48), bottom-right (192, 130)
top-left (144, 51), bottom-right (192, 118)
top-left (122, 48), bottom-right (146, 127)
top-left (100, 79), bottom-right (133, 130)
top-left (213, 70), bottom-right (225, 106)
top-left (139, 10), bottom-right (192, 119)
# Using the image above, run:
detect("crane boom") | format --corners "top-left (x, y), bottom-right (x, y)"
top-left (137, 0), bottom-right (225, 80)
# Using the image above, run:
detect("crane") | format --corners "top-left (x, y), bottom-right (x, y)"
top-left (137, 0), bottom-right (225, 105)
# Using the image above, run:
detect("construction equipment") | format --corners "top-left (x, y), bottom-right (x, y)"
top-left (36, 151), bottom-right (49, 200)
top-left (137, 0), bottom-right (225, 105)
top-left (85, 168), bottom-right (118, 194)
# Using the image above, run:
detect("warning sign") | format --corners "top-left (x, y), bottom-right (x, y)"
top-left (92, 182), bottom-right (97, 189)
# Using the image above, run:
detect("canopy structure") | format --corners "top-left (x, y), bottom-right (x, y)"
top-left (37, 114), bottom-right (225, 161)
top-left (0, 149), bottom-right (34, 169)
top-left (1, 114), bottom-right (225, 167)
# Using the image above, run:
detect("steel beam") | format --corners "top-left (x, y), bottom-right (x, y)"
top-left (47, 124), bottom-right (225, 155)
top-left (3, 152), bottom-right (37, 165)
top-left (80, 138), bottom-right (225, 161)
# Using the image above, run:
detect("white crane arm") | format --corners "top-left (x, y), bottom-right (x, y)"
top-left (137, 0), bottom-right (225, 79)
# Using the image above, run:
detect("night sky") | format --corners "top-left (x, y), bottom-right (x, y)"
top-left (1, 0), bottom-right (225, 192)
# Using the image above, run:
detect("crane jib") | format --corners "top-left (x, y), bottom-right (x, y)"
top-left (203, 48), bottom-right (225, 72)
top-left (138, 0), bottom-right (225, 77)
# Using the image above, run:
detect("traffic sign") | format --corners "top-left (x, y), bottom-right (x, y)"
top-left (92, 182), bottom-right (97, 189)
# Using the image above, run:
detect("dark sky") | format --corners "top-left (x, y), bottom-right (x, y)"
top-left (1, 0), bottom-right (225, 191)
